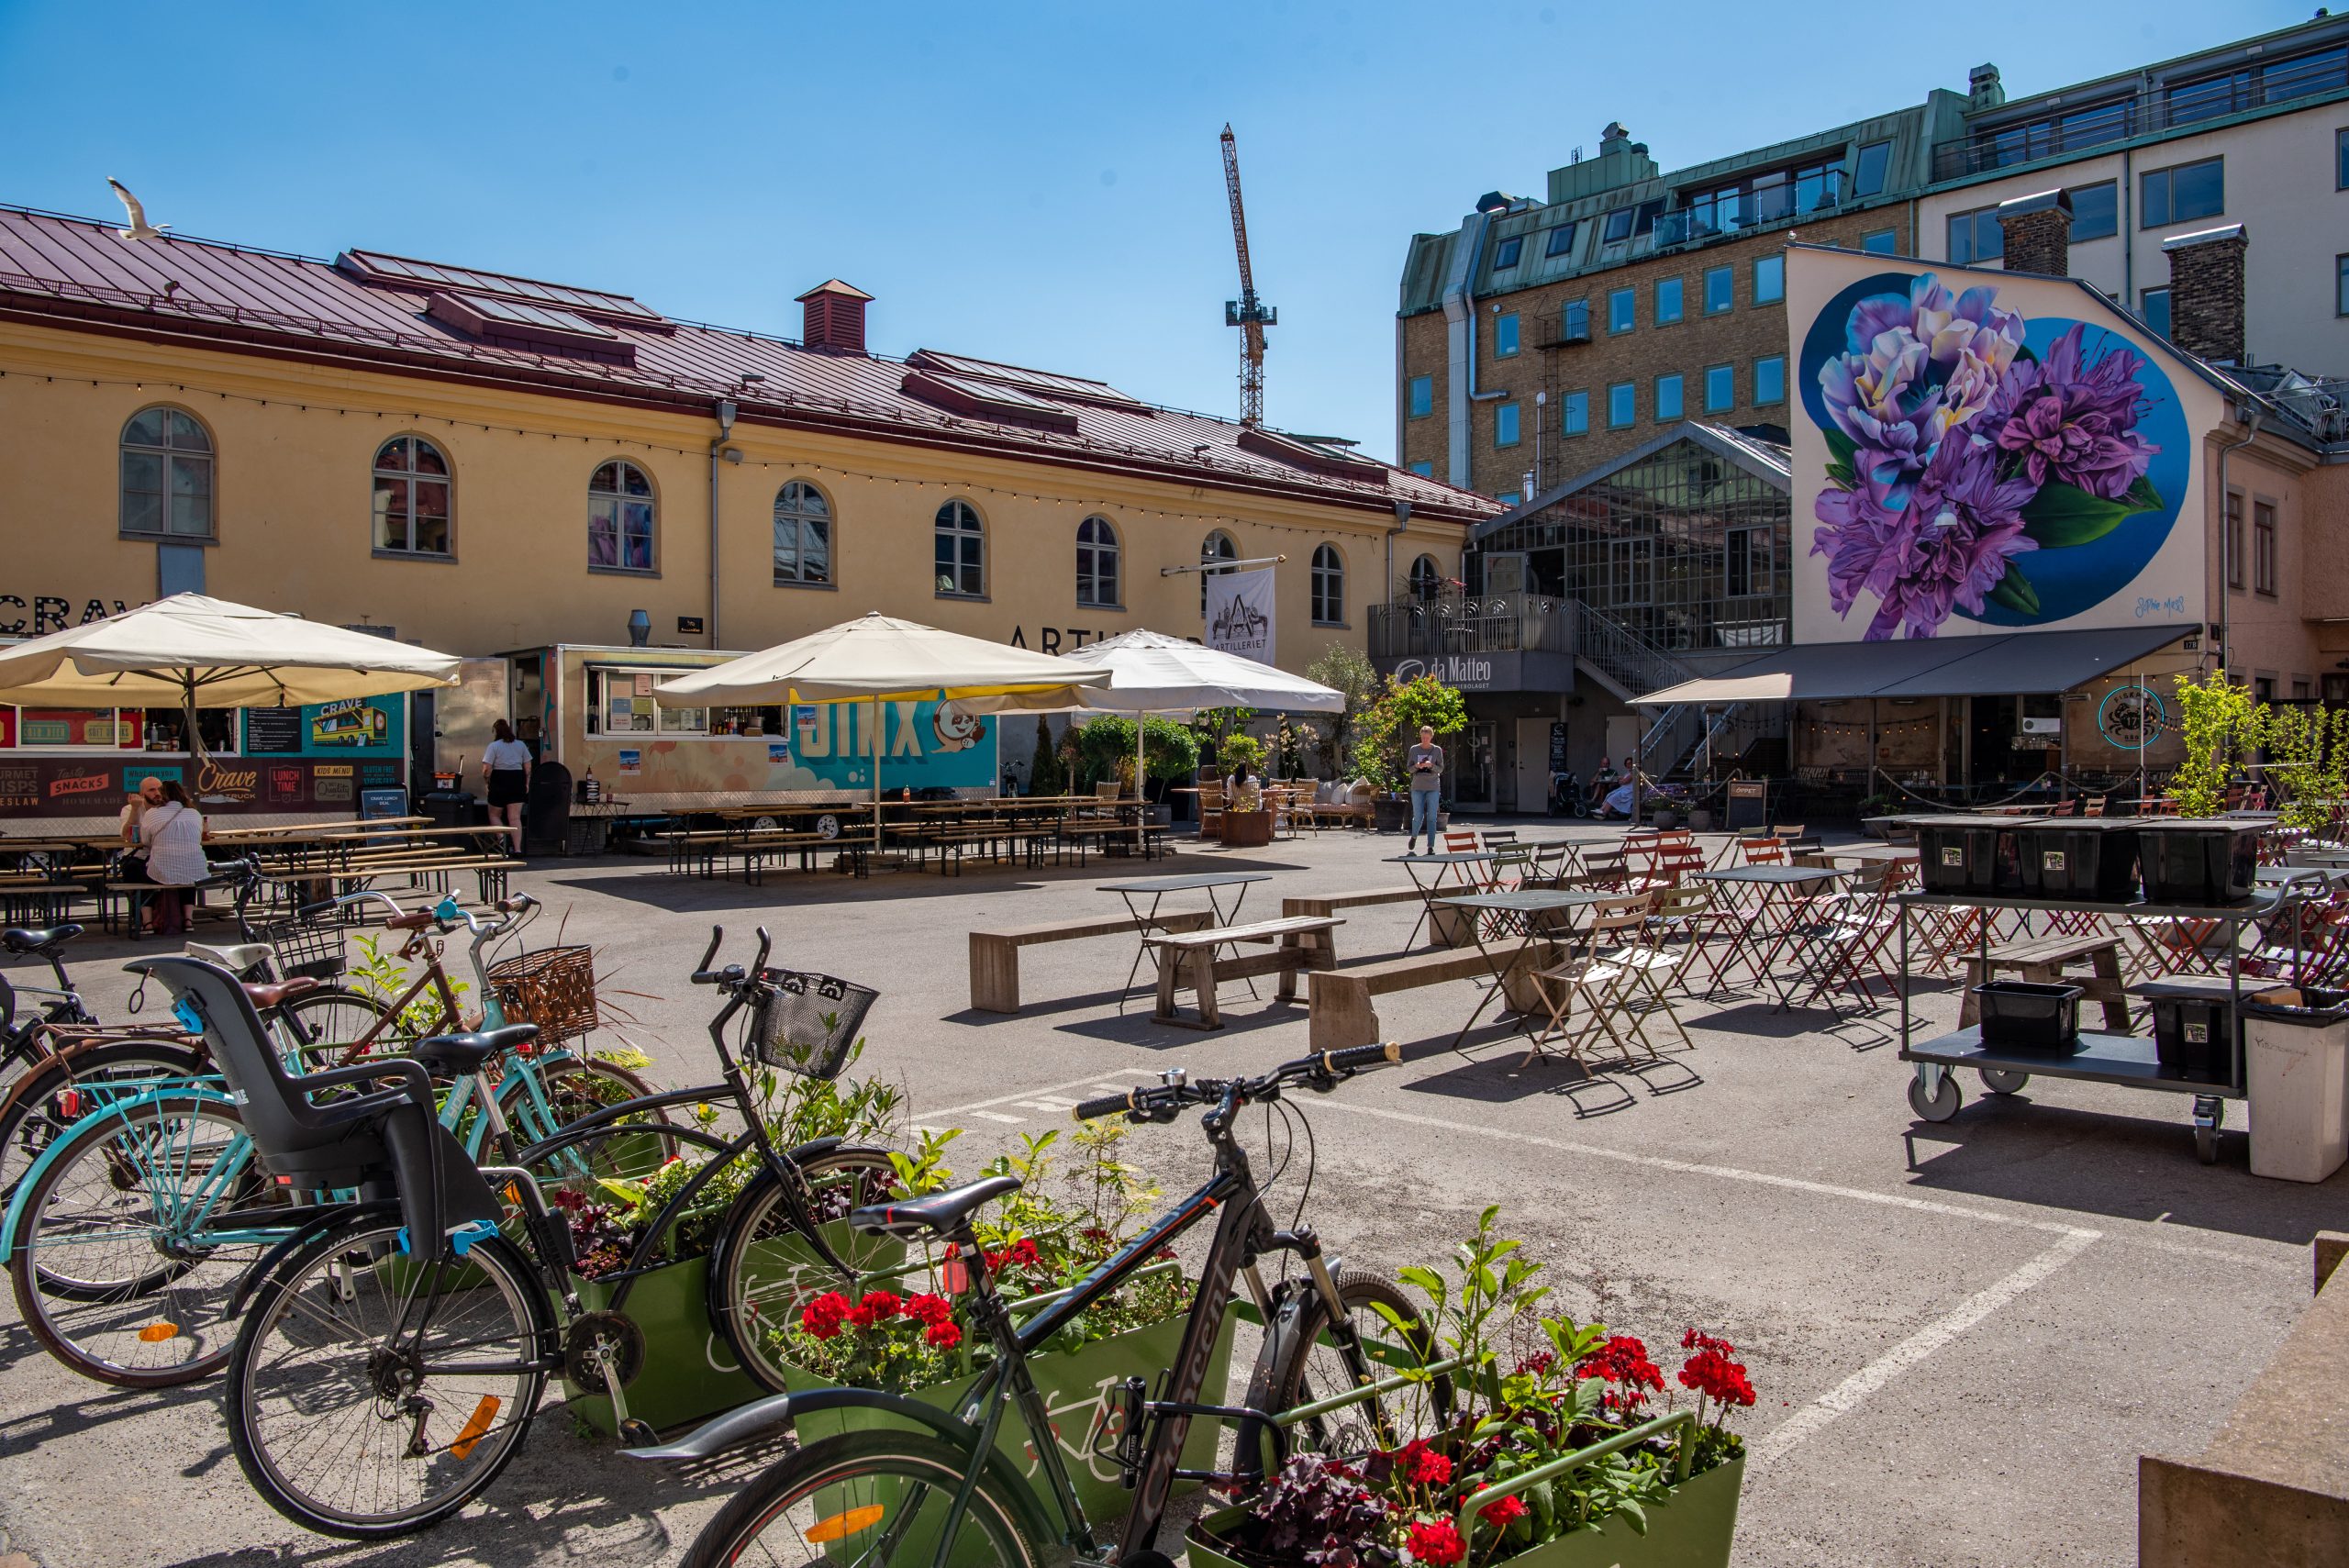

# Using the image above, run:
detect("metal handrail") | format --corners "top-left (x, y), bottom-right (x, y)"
top-left (1450, 1408), bottom-right (1698, 1532)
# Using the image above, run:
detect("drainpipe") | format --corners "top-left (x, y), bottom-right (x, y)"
top-left (1385, 499), bottom-right (1412, 605)
top-left (2214, 405), bottom-right (2262, 678)
top-left (709, 399), bottom-right (737, 650)
top-left (1440, 210), bottom-right (1504, 489)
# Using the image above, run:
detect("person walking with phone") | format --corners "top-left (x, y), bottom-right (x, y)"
top-left (1406, 725), bottom-right (1445, 854)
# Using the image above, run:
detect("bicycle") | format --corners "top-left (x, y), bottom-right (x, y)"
top-left (1, 892), bottom-right (657, 1388)
top-left (144, 929), bottom-right (903, 1537)
top-left (647, 1042), bottom-right (1447, 1568)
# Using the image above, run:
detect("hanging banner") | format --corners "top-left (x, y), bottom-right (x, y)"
top-left (1205, 567), bottom-right (1275, 662)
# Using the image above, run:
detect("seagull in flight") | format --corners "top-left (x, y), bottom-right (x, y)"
top-left (107, 178), bottom-right (169, 241)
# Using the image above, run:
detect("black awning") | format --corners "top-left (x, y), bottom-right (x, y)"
top-left (1641, 624), bottom-right (2199, 704)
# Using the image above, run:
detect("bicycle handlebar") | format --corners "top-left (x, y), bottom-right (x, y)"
top-left (689, 925), bottom-right (774, 990)
top-left (1072, 1041), bottom-right (1401, 1123)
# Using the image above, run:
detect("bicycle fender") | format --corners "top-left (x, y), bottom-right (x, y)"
top-left (224, 1199), bottom-right (402, 1318)
top-left (780, 1134), bottom-right (843, 1163)
top-left (0, 1082), bottom-right (239, 1261)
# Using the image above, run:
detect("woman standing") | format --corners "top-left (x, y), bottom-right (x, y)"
top-left (481, 719), bottom-right (532, 840)
top-left (141, 780), bottom-right (208, 936)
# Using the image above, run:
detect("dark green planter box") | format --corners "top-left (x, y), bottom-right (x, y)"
top-left (1187, 1454), bottom-right (1744, 1568)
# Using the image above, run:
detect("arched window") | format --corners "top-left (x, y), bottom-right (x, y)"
top-left (588, 460), bottom-right (657, 573)
top-left (1199, 529), bottom-right (1239, 616)
top-left (1409, 553), bottom-right (1443, 603)
top-left (773, 481), bottom-right (832, 585)
top-left (372, 436), bottom-right (451, 555)
top-left (1075, 516), bottom-right (1120, 607)
top-left (1311, 544), bottom-right (1346, 625)
top-left (935, 499), bottom-right (985, 596)
top-left (120, 406), bottom-right (212, 539)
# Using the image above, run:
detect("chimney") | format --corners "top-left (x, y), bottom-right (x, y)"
top-left (795, 279), bottom-right (874, 355)
top-left (1968, 62), bottom-right (2004, 111)
top-left (1598, 120), bottom-right (1631, 158)
top-left (2162, 224), bottom-right (2249, 363)
top-left (1995, 188), bottom-right (2072, 278)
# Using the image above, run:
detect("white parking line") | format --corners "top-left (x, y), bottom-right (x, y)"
top-left (930, 1067), bottom-right (1154, 1123)
top-left (968, 1110), bottom-right (1024, 1125)
top-left (1749, 1229), bottom-right (2099, 1470)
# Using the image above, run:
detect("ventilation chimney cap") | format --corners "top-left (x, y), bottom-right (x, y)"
top-left (796, 279), bottom-right (874, 356)
top-left (2160, 223), bottom-right (2247, 251)
top-left (1996, 187), bottom-right (2071, 217)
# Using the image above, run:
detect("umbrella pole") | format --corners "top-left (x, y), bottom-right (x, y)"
top-left (1135, 712), bottom-right (1147, 856)
top-left (872, 696), bottom-right (883, 853)
top-left (183, 671), bottom-right (205, 777)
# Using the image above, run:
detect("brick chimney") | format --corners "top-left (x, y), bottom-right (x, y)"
top-left (796, 279), bottom-right (874, 355)
top-left (2162, 225), bottom-right (2248, 364)
top-left (1995, 188), bottom-right (2072, 278)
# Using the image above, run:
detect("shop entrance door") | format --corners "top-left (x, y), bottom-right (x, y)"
top-left (1453, 721), bottom-right (1497, 814)
top-left (1970, 695), bottom-right (2018, 786)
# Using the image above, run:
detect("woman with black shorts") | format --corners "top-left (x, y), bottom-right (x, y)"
top-left (481, 718), bottom-right (532, 840)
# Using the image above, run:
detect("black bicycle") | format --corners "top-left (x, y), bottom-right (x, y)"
top-left (647, 1042), bottom-right (1447, 1568)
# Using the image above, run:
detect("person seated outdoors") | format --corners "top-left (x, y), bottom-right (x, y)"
top-left (1588, 757), bottom-right (1620, 812)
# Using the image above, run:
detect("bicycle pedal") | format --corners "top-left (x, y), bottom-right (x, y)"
top-left (617, 1418), bottom-right (659, 1448)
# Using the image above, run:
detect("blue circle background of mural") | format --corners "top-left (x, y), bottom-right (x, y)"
top-left (1798, 270), bottom-right (2191, 631)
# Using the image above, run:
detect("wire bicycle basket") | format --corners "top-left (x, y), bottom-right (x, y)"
top-left (747, 970), bottom-right (876, 1081)
top-left (260, 911), bottom-right (348, 983)
top-left (487, 945), bottom-right (599, 1046)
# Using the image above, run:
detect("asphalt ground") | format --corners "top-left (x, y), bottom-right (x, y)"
top-left (0, 820), bottom-right (2331, 1567)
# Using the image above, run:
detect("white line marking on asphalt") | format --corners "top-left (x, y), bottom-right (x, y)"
top-left (1748, 1229), bottom-right (2099, 1470)
top-left (930, 1067), bottom-right (1154, 1122)
top-left (968, 1111), bottom-right (1024, 1124)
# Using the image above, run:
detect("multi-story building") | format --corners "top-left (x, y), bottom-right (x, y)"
top-left (0, 203), bottom-right (1495, 819)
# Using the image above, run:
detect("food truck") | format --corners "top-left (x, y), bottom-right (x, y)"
top-left (428, 646), bottom-right (1006, 819)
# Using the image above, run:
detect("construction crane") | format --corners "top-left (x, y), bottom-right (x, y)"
top-left (1220, 124), bottom-right (1276, 428)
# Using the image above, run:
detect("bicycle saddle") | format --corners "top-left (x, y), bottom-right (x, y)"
top-left (411, 1023), bottom-right (539, 1078)
top-left (185, 940), bottom-right (273, 973)
top-left (125, 955), bottom-right (503, 1256)
top-left (851, 1175), bottom-right (1021, 1240)
top-left (240, 976), bottom-right (323, 1010)
top-left (3, 925), bottom-right (82, 954)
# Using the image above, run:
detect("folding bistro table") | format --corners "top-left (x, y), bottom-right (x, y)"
top-left (1693, 863), bottom-right (1855, 1010)
top-left (1098, 871), bottom-right (1274, 1006)
top-left (1432, 887), bottom-right (1614, 1051)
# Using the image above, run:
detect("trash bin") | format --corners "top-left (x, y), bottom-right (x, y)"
top-left (421, 788), bottom-right (482, 829)
top-left (2243, 988), bottom-right (2349, 1183)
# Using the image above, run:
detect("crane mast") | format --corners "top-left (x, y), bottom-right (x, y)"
top-left (1220, 123), bottom-right (1276, 428)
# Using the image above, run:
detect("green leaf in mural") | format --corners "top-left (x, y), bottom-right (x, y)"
top-left (1987, 560), bottom-right (2041, 616)
top-left (1821, 428), bottom-right (1858, 490)
top-left (2019, 478), bottom-right (2165, 550)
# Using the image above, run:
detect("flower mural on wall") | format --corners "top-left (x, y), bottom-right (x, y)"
top-left (1807, 272), bottom-right (2171, 639)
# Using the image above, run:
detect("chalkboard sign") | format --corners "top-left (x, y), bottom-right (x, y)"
top-left (1549, 722), bottom-right (1567, 773)
top-left (360, 787), bottom-right (408, 819)
top-left (245, 706), bottom-right (305, 755)
top-left (1724, 779), bottom-right (1768, 831)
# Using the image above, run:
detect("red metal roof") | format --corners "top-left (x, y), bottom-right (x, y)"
top-left (0, 206), bottom-right (1499, 525)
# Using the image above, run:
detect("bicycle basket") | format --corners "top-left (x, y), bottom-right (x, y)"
top-left (261, 912), bottom-right (347, 982)
top-left (487, 945), bottom-right (598, 1045)
top-left (747, 970), bottom-right (876, 1080)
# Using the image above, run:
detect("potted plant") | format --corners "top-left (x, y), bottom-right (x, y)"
top-left (1188, 1208), bottom-right (1751, 1568)
top-left (1354, 674), bottom-right (1471, 833)
top-left (1218, 733), bottom-right (1275, 847)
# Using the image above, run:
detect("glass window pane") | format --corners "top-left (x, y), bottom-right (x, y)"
top-left (2338, 256), bottom-right (2348, 317)
top-left (414, 506), bottom-right (449, 555)
top-left (804, 518), bottom-right (829, 583)
top-left (1495, 402), bottom-right (1520, 447)
top-left (1495, 313), bottom-right (1520, 356)
top-left (2142, 170), bottom-right (2171, 228)
top-left (121, 462), bottom-right (161, 533)
top-left (1408, 375), bottom-right (1433, 417)
top-left (1656, 374), bottom-right (1683, 421)
top-left (122, 449), bottom-right (161, 496)
top-left (1545, 222), bottom-right (1576, 257)
top-left (775, 519), bottom-right (800, 580)
top-left (2143, 287), bottom-right (2173, 339)
top-left (1609, 289), bottom-right (1634, 332)
top-left (1609, 383), bottom-right (1635, 428)
top-left (374, 477), bottom-right (408, 549)
top-left (170, 489), bottom-right (209, 536)
top-left (1706, 365), bottom-right (1735, 411)
top-left (374, 439), bottom-right (410, 473)
top-left (1563, 390), bottom-right (1588, 435)
top-left (1705, 266), bottom-right (1732, 313)
top-left (591, 462), bottom-right (619, 494)
top-left (1755, 355), bottom-right (1787, 406)
top-left (2068, 182), bottom-right (2118, 240)
top-left (589, 501), bottom-right (618, 566)
top-left (411, 440), bottom-right (448, 477)
top-left (166, 411), bottom-right (207, 450)
top-left (2174, 159), bottom-right (2223, 220)
top-left (623, 462), bottom-right (653, 497)
top-left (1753, 255), bottom-right (1784, 304)
top-left (125, 409), bottom-right (165, 446)
top-left (1854, 140), bottom-right (1891, 197)
top-left (1862, 229), bottom-right (1898, 253)
top-left (1656, 278), bottom-right (1683, 324)
top-left (171, 454), bottom-right (209, 498)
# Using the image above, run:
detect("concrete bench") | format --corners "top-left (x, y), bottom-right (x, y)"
top-left (968, 909), bottom-right (1214, 1014)
top-left (1145, 915), bottom-right (1343, 1029)
top-left (1958, 931), bottom-right (2132, 1033)
top-left (1309, 945), bottom-right (1535, 1051)
top-left (1281, 885), bottom-right (1422, 919)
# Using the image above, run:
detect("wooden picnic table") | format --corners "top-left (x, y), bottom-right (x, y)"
top-left (1144, 914), bottom-right (1342, 1029)
top-left (1099, 871), bottom-right (1273, 1005)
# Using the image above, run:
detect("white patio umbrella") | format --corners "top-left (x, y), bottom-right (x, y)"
top-left (0, 593), bottom-right (461, 764)
top-left (652, 612), bottom-right (1112, 845)
top-left (1031, 629), bottom-right (1345, 848)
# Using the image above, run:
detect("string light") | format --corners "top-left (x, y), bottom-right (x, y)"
top-left (0, 363), bottom-right (1431, 539)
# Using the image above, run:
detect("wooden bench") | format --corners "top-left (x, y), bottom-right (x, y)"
top-left (1146, 915), bottom-right (1343, 1029)
top-left (1308, 945), bottom-right (1537, 1051)
top-left (1281, 885), bottom-right (1422, 919)
top-left (1958, 931), bottom-right (2132, 1032)
top-left (968, 909), bottom-right (1215, 1014)
top-left (326, 857), bottom-right (524, 906)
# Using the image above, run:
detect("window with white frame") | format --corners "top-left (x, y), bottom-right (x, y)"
top-left (588, 460), bottom-right (656, 572)
top-left (1199, 529), bottom-right (1238, 616)
top-left (372, 435), bottom-right (451, 555)
top-left (934, 499), bottom-right (985, 596)
top-left (121, 406), bottom-right (213, 539)
top-left (773, 480), bottom-right (832, 585)
top-left (1076, 516), bottom-right (1120, 607)
top-left (1310, 544), bottom-right (1345, 625)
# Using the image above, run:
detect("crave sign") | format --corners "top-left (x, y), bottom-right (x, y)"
top-left (1789, 247), bottom-right (2215, 642)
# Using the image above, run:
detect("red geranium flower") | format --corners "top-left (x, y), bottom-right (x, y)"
top-left (1678, 1348), bottom-right (1756, 1407)
top-left (800, 1291), bottom-right (850, 1340)
top-left (1476, 1490), bottom-right (1527, 1529)
top-left (924, 1320), bottom-right (963, 1350)
top-left (906, 1292), bottom-right (954, 1328)
top-left (1406, 1516), bottom-right (1465, 1566)
top-left (1576, 1335), bottom-right (1664, 1392)
top-left (1681, 1329), bottom-right (1736, 1357)
top-left (1395, 1439), bottom-right (1452, 1486)
top-left (859, 1290), bottom-right (903, 1320)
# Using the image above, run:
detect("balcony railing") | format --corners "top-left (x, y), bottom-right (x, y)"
top-left (1369, 597), bottom-right (1575, 662)
top-left (1930, 49), bottom-right (2349, 182)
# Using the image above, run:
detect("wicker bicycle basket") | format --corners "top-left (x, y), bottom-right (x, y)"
top-left (748, 970), bottom-right (877, 1081)
top-left (487, 945), bottom-right (599, 1045)
top-left (261, 912), bottom-right (348, 983)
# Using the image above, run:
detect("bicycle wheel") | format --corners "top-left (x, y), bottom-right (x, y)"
top-left (1242, 1270), bottom-right (1452, 1471)
top-left (273, 987), bottom-right (394, 1069)
top-left (0, 1037), bottom-right (206, 1202)
top-left (225, 1212), bottom-right (551, 1538)
top-left (710, 1147), bottom-right (918, 1394)
top-left (683, 1430), bottom-right (1041, 1568)
top-left (8, 1092), bottom-right (282, 1386)
top-left (499, 1052), bottom-right (678, 1151)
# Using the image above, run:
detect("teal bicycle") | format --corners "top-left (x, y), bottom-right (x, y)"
top-left (0, 890), bottom-right (662, 1388)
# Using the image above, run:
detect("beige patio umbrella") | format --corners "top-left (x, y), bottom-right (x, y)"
top-left (0, 593), bottom-right (461, 764)
top-left (652, 612), bottom-right (1111, 846)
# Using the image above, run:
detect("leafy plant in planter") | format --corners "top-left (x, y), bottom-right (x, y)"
top-left (1355, 676), bottom-right (1471, 795)
top-left (1221, 732), bottom-right (1271, 812)
top-left (2167, 670), bottom-right (2266, 818)
top-left (1071, 715), bottom-right (1201, 794)
top-left (1194, 1207), bottom-right (1753, 1568)
top-left (1307, 642), bottom-right (1383, 781)
top-left (2264, 702), bottom-right (2348, 837)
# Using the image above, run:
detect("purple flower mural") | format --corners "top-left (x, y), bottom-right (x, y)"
top-left (1810, 274), bottom-right (2163, 639)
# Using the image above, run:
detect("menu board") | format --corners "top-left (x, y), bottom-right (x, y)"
top-left (244, 706), bottom-right (306, 755)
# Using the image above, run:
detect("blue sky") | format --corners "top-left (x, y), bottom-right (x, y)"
top-left (0, 0), bottom-right (2311, 462)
